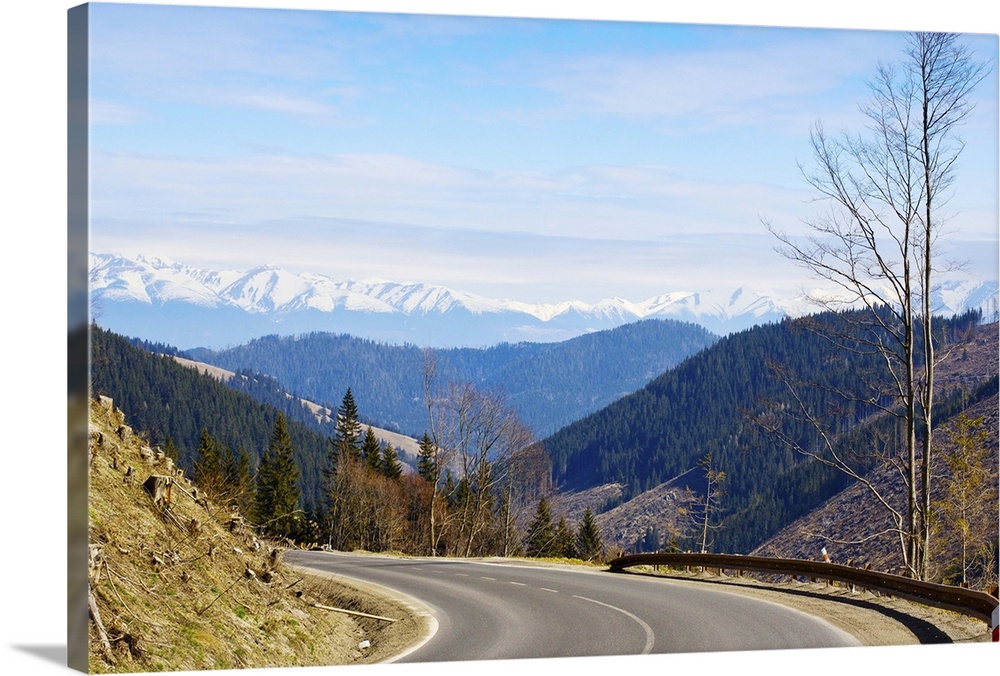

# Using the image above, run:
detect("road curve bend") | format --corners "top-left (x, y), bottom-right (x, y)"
top-left (286, 550), bottom-right (859, 663)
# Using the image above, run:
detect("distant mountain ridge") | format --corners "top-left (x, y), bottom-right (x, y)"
top-left (89, 253), bottom-right (998, 349)
top-left (87, 253), bottom-right (781, 348)
top-left (188, 318), bottom-right (718, 439)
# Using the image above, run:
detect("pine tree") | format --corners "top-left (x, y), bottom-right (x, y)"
top-left (524, 495), bottom-right (555, 558)
top-left (362, 426), bottom-right (382, 473)
top-left (253, 449), bottom-right (274, 528)
top-left (193, 427), bottom-right (223, 497)
top-left (334, 388), bottom-right (362, 462)
top-left (442, 471), bottom-right (457, 508)
top-left (554, 518), bottom-right (577, 559)
top-left (235, 447), bottom-right (253, 515)
top-left (451, 475), bottom-right (471, 513)
top-left (381, 443), bottom-right (403, 480)
top-left (576, 508), bottom-right (603, 562)
top-left (221, 443), bottom-right (253, 515)
top-left (162, 436), bottom-right (179, 463)
top-left (417, 432), bottom-right (437, 483)
top-left (254, 413), bottom-right (301, 539)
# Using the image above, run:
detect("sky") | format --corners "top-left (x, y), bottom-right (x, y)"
top-left (85, 2), bottom-right (999, 305)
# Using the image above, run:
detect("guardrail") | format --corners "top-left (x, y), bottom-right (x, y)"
top-left (607, 552), bottom-right (999, 641)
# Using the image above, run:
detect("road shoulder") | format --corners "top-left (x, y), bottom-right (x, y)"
top-left (291, 565), bottom-right (437, 663)
top-left (626, 569), bottom-right (991, 645)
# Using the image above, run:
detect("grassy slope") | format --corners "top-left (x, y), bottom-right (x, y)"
top-left (86, 396), bottom-right (422, 672)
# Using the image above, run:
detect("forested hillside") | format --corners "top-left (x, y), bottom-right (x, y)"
top-left (89, 325), bottom-right (594, 559)
top-left (187, 318), bottom-right (717, 438)
top-left (89, 311), bottom-right (992, 564)
top-left (753, 323), bottom-right (999, 589)
top-left (541, 310), bottom-right (988, 554)
top-left (90, 326), bottom-right (333, 514)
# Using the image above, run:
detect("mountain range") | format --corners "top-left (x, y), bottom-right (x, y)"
top-left (89, 252), bottom-right (998, 350)
top-left (81, 253), bottom-right (762, 348)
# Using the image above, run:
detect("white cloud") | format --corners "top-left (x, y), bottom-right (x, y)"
top-left (231, 91), bottom-right (338, 116)
top-left (89, 98), bottom-right (148, 126)
top-left (520, 32), bottom-right (899, 131)
top-left (90, 148), bottom-right (813, 241)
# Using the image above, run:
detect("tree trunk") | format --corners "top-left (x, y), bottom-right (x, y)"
top-left (919, 63), bottom-right (935, 583)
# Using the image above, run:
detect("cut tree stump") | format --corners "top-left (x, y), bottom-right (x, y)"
top-left (142, 475), bottom-right (173, 507)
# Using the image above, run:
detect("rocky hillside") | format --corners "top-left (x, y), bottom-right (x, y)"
top-left (86, 396), bottom-right (423, 672)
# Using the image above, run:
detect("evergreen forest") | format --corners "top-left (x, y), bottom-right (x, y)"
top-left (89, 307), bottom-right (992, 561)
top-left (541, 309), bottom-right (991, 554)
top-left (186, 318), bottom-right (717, 438)
top-left (89, 325), bottom-right (601, 558)
top-left (91, 326), bottom-right (332, 515)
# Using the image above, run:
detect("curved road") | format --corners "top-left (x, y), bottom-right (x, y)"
top-left (286, 551), bottom-right (859, 662)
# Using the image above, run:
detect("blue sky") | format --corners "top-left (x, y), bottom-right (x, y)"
top-left (86, 1), bottom-right (999, 304)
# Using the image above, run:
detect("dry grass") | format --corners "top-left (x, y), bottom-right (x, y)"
top-left (86, 396), bottom-right (422, 673)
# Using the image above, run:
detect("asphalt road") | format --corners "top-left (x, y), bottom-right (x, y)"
top-left (286, 551), bottom-right (860, 663)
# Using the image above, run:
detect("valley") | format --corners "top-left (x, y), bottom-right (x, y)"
top-left (89, 306), bottom-right (998, 593)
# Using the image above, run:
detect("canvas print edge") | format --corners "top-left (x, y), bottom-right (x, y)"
top-left (67, 1), bottom-right (999, 674)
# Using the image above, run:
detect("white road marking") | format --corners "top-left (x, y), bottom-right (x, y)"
top-left (540, 588), bottom-right (559, 593)
top-left (481, 576), bottom-right (496, 581)
top-left (508, 581), bottom-right (527, 586)
top-left (573, 595), bottom-right (655, 654)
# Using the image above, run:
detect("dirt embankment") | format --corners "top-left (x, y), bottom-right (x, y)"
top-left (86, 395), bottom-right (425, 672)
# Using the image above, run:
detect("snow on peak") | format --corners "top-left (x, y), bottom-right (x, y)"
top-left (88, 253), bottom-right (998, 338)
top-left (86, 252), bottom-right (797, 325)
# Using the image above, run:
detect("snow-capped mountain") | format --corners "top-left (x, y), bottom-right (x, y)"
top-left (88, 253), bottom-right (998, 349)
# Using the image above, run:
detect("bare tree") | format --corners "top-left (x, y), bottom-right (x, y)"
top-left (696, 452), bottom-right (726, 554)
top-left (421, 349), bottom-right (454, 555)
top-left (908, 33), bottom-right (990, 578)
top-left (496, 442), bottom-right (552, 557)
top-left (423, 354), bottom-right (536, 558)
top-left (446, 382), bottom-right (534, 557)
top-left (766, 32), bottom-right (989, 579)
